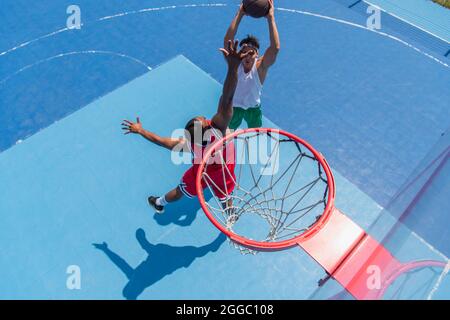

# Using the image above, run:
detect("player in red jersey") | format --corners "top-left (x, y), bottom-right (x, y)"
top-left (122, 40), bottom-right (252, 213)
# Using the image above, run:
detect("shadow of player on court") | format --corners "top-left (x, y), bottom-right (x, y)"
top-left (93, 228), bottom-right (226, 300)
top-left (153, 190), bottom-right (212, 227)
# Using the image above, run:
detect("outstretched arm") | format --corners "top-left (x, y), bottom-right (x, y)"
top-left (224, 4), bottom-right (246, 49)
top-left (211, 67), bottom-right (238, 134)
top-left (212, 41), bottom-right (253, 134)
top-left (259, 0), bottom-right (280, 79)
top-left (122, 117), bottom-right (187, 151)
top-left (92, 242), bottom-right (134, 280)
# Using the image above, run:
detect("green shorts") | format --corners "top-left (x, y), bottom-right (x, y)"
top-left (229, 106), bottom-right (262, 130)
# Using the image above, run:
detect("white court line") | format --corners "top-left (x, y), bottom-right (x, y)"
top-left (98, 3), bottom-right (226, 21)
top-left (276, 7), bottom-right (449, 68)
top-left (0, 50), bottom-right (152, 85)
top-left (0, 3), bottom-right (448, 70)
top-left (427, 260), bottom-right (450, 300)
top-left (0, 27), bottom-right (70, 57)
top-left (0, 4), bottom-right (227, 57)
top-left (363, 0), bottom-right (450, 44)
top-left (411, 231), bottom-right (448, 261)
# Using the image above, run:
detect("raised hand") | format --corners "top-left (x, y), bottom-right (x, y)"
top-left (238, 3), bottom-right (247, 17)
top-left (266, 0), bottom-right (275, 19)
top-left (220, 40), bottom-right (254, 69)
top-left (122, 117), bottom-right (142, 135)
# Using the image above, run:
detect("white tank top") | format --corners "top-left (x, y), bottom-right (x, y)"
top-left (233, 60), bottom-right (262, 110)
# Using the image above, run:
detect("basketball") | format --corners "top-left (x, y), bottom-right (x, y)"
top-left (242, 0), bottom-right (270, 18)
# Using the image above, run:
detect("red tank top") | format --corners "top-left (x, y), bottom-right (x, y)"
top-left (189, 120), bottom-right (235, 172)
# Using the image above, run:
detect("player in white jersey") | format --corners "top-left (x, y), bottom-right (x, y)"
top-left (224, 0), bottom-right (280, 129)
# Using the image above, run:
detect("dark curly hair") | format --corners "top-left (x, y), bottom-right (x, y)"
top-left (239, 34), bottom-right (260, 51)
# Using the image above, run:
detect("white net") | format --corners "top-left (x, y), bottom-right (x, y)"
top-left (199, 130), bottom-right (331, 254)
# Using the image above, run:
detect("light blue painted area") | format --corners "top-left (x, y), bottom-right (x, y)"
top-left (366, 0), bottom-right (450, 43)
top-left (0, 55), bottom-right (379, 299)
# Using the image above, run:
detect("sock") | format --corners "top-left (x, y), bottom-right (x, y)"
top-left (156, 196), bottom-right (168, 206)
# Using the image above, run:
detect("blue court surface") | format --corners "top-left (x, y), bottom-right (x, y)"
top-left (0, 0), bottom-right (449, 299)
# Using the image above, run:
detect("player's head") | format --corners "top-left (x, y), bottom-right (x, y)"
top-left (185, 116), bottom-right (211, 146)
top-left (240, 35), bottom-right (259, 70)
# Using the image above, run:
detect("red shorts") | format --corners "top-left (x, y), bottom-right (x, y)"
top-left (179, 164), bottom-right (236, 201)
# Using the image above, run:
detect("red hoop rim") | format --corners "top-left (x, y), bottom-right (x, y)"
top-left (196, 127), bottom-right (336, 251)
top-left (376, 260), bottom-right (447, 299)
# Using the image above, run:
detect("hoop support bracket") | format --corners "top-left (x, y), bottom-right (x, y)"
top-left (298, 207), bottom-right (402, 299)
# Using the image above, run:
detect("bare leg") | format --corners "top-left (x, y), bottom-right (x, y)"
top-left (223, 198), bottom-right (238, 225)
top-left (164, 186), bottom-right (184, 203)
top-left (222, 198), bottom-right (233, 212)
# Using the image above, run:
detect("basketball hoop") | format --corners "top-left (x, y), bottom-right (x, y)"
top-left (196, 127), bottom-right (448, 300)
top-left (196, 128), bottom-right (336, 253)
